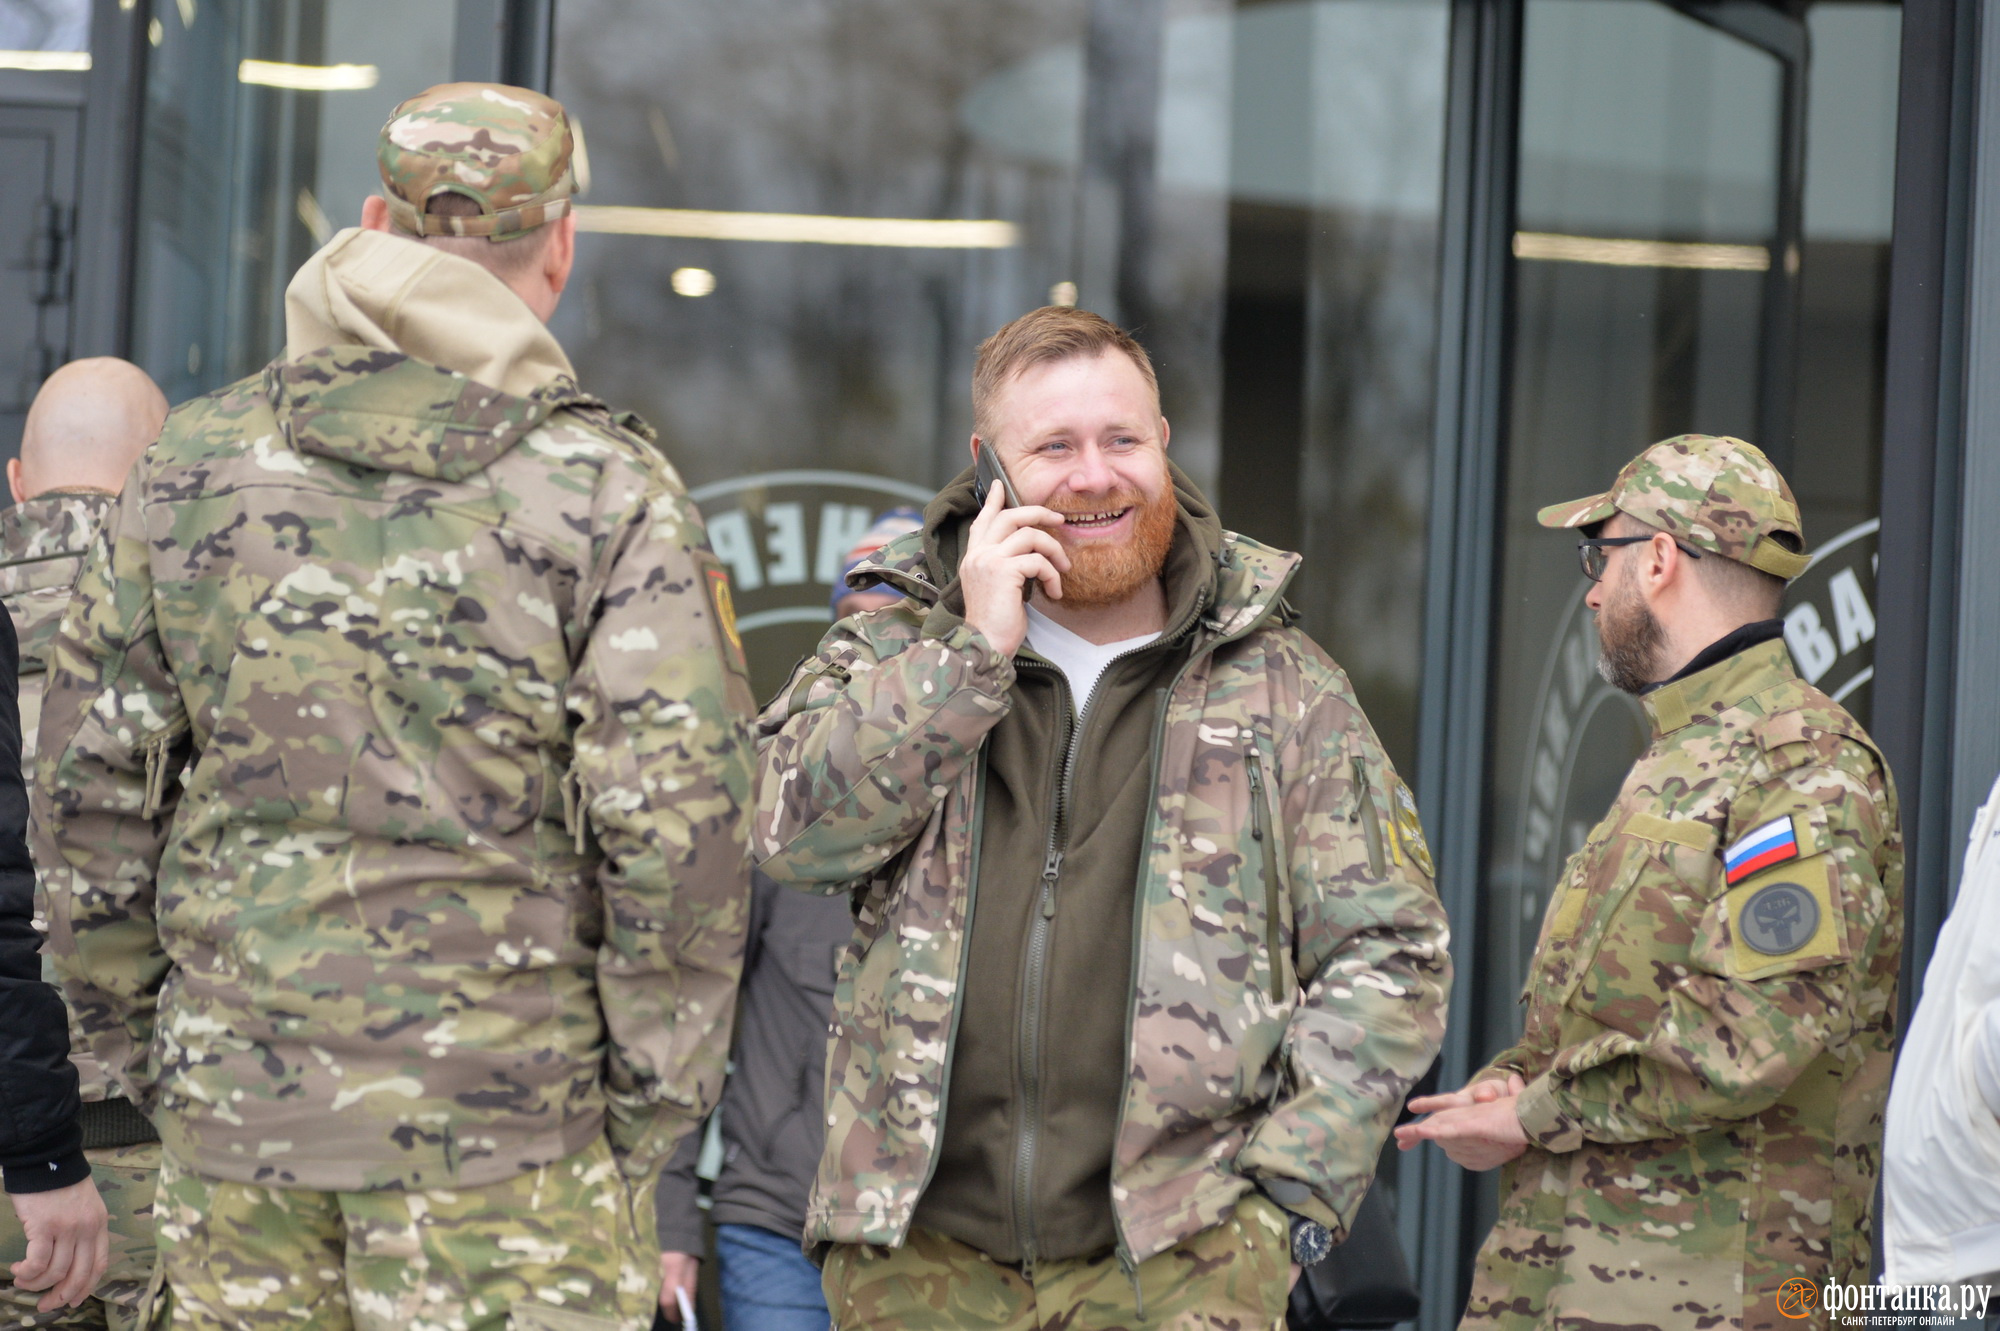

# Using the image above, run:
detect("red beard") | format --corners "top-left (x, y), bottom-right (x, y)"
top-left (1046, 485), bottom-right (1178, 609)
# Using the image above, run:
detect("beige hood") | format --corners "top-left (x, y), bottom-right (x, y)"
top-left (283, 227), bottom-right (575, 397)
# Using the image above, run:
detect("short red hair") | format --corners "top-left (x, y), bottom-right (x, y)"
top-left (971, 306), bottom-right (1159, 443)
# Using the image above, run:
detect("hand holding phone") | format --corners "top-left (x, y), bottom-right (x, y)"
top-left (960, 443), bottom-right (1068, 656)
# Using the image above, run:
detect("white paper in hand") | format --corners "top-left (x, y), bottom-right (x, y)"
top-left (676, 1287), bottom-right (699, 1331)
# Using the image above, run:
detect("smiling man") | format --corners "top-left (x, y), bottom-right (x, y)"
top-left (755, 306), bottom-right (1450, 1329)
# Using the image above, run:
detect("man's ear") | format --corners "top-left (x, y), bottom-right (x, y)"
top-left (544, 214), bottom-right (577, 298)
top-left (1645, 531), bottom-right (1684, 591)
top-left (1160, 416), bottom-right (1170, 450)
top-left (7, 458), bottom-right (25, 505)
top-left (360, 195), bottom-right (392, 233)
top-left (969, 434), bottom-right (983, 463)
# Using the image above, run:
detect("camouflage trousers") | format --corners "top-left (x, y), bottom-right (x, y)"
top-left (145, 1134), bottom-right (658, 1331)
top-left (821, 1193), bottom-right (1292, 1331)
top-left (0, 1142), bottom-right (159, 1330)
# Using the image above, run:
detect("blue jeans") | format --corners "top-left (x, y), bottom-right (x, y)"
top-left (716, 1222), bottom-right (831, 1331)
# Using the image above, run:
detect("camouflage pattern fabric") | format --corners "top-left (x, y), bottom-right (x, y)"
top-left (1462, 639), bottom-right (1902, 1331)
top-left (1537, 434), bottom-right (1811, 580)
top-left (0, 491), bottom-right (115, 772)
top-left (32, 271), bottom-right (756, 1191)
top-left (757, 517), bottom-right (1451, 1266)
top-left (0, 1142), bottom-right (159, 1331)
top-left (146, 1134), bottom-right (655, 1331)
top-left (0, 490), bottom-right (120, 1102)
top-left (379, 83), bottom-right (576, 240)
top-left (823, 1193), bottom-right (1291, 1331)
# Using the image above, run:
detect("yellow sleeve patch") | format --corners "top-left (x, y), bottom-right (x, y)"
top-left (1718, 853), bottom-right (1846, 980)
top-left (697, 553), bottom-right (749, 679)
top-left (1388, 776), bottom-right (1434, 878)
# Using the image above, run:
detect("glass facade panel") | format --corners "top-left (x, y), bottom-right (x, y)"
top-left (128, 0), bottom-right (461, 406)
top-left (1485, 0), bottom-right (1789, 1066)
top-left (552, 0), bottom-right (1449, 754)
top-left (1780, 1), bottom-right (1900, 722)
top-left (1474, 0), bottom-right (1899, 1241)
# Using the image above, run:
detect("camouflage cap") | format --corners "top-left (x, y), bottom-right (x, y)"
top-left (1537, 434), bottom-right (1811, 580)
top-left (378, 83), bottom-right (577, 242)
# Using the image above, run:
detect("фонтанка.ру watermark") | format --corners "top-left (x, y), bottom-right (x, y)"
top-left (1775, 1278), bottom-right (1995, 1325)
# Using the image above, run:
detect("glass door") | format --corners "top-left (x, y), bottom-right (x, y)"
top-left (1469, 1), bottom-right (1900, 1263)
top-left (1481, 0), bottom-right (1799, 1070)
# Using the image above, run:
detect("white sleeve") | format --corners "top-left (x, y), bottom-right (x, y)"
top-left (1974, 1000), bottom-right (2000, 1121)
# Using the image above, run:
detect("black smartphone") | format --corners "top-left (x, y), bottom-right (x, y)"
top-left (974, 442), bottom-right (1022, 508)
top-left (973, 443), bottom-right (1035, 601)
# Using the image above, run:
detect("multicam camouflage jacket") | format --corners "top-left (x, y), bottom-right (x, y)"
top-left (1465, 639), bottom-right (1902, 1331)
top-left (31, 231), bottom-right (756, 1192)
top-left (756, 521), bottom-right (1452, 1267)
top-left (0, 490), bottom-right (120, 1104)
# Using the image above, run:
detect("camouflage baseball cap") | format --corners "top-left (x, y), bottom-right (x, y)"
top-left (378, 83), bottom-right (577, 242)
top-left (1537, 434), bottom-right (1810, 580)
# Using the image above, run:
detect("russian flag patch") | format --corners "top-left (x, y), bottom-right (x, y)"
top-left (1724, 816), bottom-right (1800, 884)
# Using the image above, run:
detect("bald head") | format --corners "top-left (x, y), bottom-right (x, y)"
top-left (11, 358), bottom-right (168, 504)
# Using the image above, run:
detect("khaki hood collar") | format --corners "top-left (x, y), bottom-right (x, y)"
top-left (284, 228), bottom-right (574, 395)
top-left (273, 228), bottom-right (594, 480)
top-left (850, 461), bottom-right (1301, 643)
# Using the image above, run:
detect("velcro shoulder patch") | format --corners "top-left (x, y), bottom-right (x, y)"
top-left (1699, 852), bottom-right (1847, 980)
top-left (697, 552), bottom-right (749, 679)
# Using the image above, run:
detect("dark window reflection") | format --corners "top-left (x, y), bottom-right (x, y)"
top-left (554, 0), bottom-right (1448, 745)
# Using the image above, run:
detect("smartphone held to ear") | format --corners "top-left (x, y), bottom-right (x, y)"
top-left (973, 444), bottom-right (1036, 602)
top-left (975, 442), bottom-right (1022, 508)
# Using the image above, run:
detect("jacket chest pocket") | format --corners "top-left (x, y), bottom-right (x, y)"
top-left (1242, 741), bottom-right (1291, 1004)
top-left (1560, 813), bottom-right (1720, 1037)
top-left (1171, 724), bottom-right (1292, 1012)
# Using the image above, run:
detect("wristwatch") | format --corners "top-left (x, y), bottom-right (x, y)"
top-left (1289, 1213), bottom-right (1334, 1267)
top-left (1256, 1178), bottom-right (1335, 1266)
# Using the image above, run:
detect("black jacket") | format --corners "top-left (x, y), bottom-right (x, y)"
top-left (0, 608), bottom-right (84, 1193)
top-left (657, 871), bottom-right (852, 1249)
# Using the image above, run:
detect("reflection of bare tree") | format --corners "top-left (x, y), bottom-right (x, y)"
top-left (551, 0), bottom-right (1083, 492)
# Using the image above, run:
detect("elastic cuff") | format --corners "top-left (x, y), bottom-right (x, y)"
top-left (918, 613), bottom-right (1015, 687)
top-left (1514, 1075), bottom-right (1584, 1153)
top-left (3, 1148), bottom-right (90, 1194)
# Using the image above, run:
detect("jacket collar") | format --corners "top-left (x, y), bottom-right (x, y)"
top-left (1642, 637), bottom-right (1797, 737)
top-left (0, 490), bottom-right (114, 568)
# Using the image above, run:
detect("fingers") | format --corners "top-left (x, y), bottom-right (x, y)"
top-left (1018, 553), bottom-right (1064, 602)
top-left (988, 523), bottom-right (1071, 571)
top-left (1405, 1089), bottom-right (1472, 1115)
top-left (10, 1232), bottom-right (52, 1289)
top-left (30, 1231), bottom-right (76, 1309)
top-left (972, 498), bottom-right (1067, 545)
top-left (41, 1231), bottom-right (88, 1311)
top-left (1508, 1073), bottom-right (1527, 1095)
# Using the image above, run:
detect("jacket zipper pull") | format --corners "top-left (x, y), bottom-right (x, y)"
top-left (1119, 1251), bottom-right (1146, 1318)
top-left (1246, 752), bottom-right (1265, 840)
top-left (1041, 850), bottom-right (1063, 918)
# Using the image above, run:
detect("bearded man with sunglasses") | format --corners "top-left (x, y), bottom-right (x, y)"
top-left (1397, 434), bottom-right (1903, 1331)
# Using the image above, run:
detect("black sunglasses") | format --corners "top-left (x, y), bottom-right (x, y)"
top-left (1577, 534), bottom-right (1704, 582)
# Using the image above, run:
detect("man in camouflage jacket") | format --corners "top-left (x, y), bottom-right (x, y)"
top-left (758, 307), bottom-right (1451, 1329)
top-left (1398, 436), bottom-right (1902, 1331)
top-left (31, 85), bottom-right (755, 1331)
top-left (0, 356), bottom-right (167, 1330)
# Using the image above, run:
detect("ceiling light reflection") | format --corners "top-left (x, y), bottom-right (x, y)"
top-left (576, 205), bottom-right (1019, 249)
top-left (0, 50), bottom-right (91, 71)
top-left (671, 267), bottom-right (716, 297)
top-left (1513, 232), bottom-right (1770, 272)
top-left (238, 59), bottom-right (380, 91)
